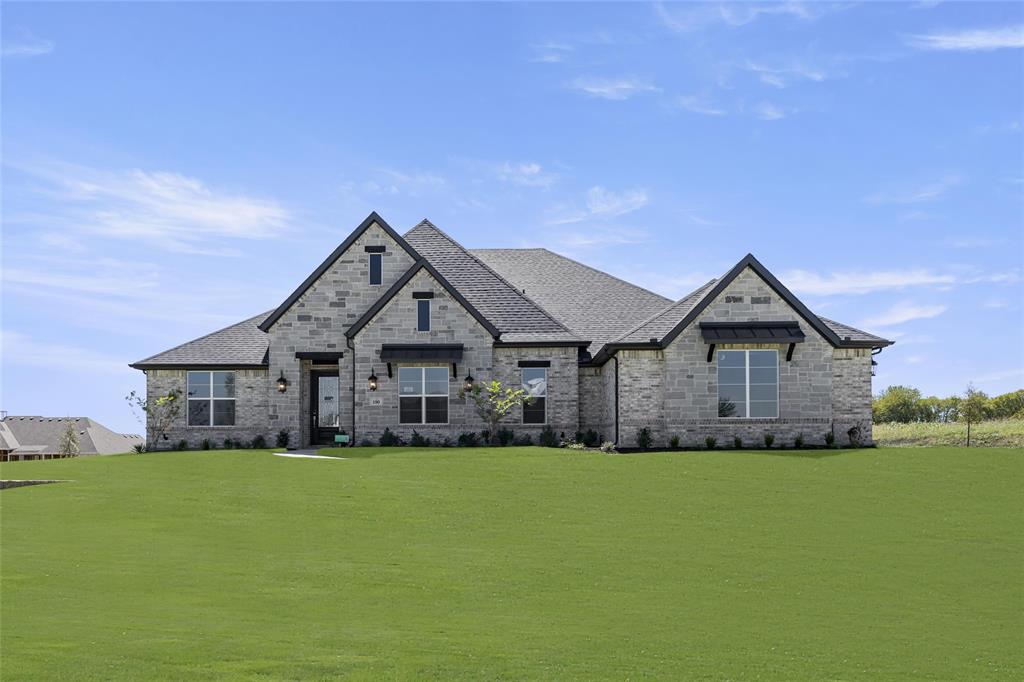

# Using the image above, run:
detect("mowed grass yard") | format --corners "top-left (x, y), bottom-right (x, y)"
top-left (1, 447), bottom-right (1021, 680)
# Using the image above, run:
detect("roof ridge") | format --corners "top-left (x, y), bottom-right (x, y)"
top-left (131, 310), bottom-right (271, 366)
top-left (611, 279), bottom-right (718, 343)
top-left (473, 247), bottom-right (673, 304)
top-left (406, 222), bottom-right (578, 337)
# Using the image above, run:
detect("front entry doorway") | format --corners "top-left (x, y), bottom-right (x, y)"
top-left (310, 371), bottom-right (342, 446)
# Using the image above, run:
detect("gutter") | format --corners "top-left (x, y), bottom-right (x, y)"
top-left (346, 337), bottom-right (356, 446)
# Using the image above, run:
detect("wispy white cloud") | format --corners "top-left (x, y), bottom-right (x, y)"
top-left (553, 227), bottom-right (650, 248)
top-left (341, 168), bottom-right (446, 198)
top-left (908, 25), bottom-right (1024, 51)
top-left (744, 60), bottom-right (828, 88)
top-left (496, 162), bottom-right (558, 188)
top-left (782, 269), bottom-right (957, 295)
top-left (1, 29), bottom-right (54, 58)
top-left (12, 160), bottom-right (291, 253)
top-left (973, 120), bottom-right (1021, 135)
top-left (674, 94), bottom-right (727, 116)
top-left (943, 235), bottom-right (1004, 248)
top-left (566, 76), bottom-right (659, 100)
top-left (2, 330), bottom-right (132, 375)
top-left (751, 101), bottom-right (791, 120)
top-left (861, 302), bottom-right (947, 328)
top-left (655, 1), bottom-right (825, 32)
top-left (864, 174), bottom-right (963, 204)
top-left (547, 186), bottom-right (650, 225)
top-left (531, 42), bottom-right (572, 64)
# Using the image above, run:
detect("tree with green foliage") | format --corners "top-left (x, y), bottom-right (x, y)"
top-left (872, 385), bottom-right (923, 423)
top-left (960, 384), bottom-right (990, 447)
top-left (987, 389), bottom-right (1024, 420)
top-left (459, 380), bottom-right (533, 445)
top-left (58, 420), bottom-right (80, 457)
top-left (126, 389), bottom-right (182, 449)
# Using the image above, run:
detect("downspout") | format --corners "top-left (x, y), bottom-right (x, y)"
top-left (347, 337), bottom-right (356, 446)
top-left (613, 355), bottom-right (620, 446)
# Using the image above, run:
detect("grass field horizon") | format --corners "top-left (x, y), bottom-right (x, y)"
top-left (2, 446), bottom-right (1020, 679)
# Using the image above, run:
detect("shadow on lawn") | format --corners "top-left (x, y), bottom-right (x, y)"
top-left (743, 448), bottom-right (856, 460)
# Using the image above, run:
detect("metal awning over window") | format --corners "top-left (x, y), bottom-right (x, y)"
top-left (379, 344), bottom-right (464, 361)
top-left (700, 322), bottom-right (805, 344)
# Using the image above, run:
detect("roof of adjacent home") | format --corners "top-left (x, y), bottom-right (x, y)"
top-left (0, 416), bottom-right (143, 456)
top-left (130, 213), bottom-right (892, 370)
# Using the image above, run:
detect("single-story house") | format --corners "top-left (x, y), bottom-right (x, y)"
top-left (130, 212), bottom-right (892, 449)
top-left (0, 416), bottom-right (144, 461)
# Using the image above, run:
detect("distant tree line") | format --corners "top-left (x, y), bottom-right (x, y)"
top-left (873, 386), bottom-right (1024, 424)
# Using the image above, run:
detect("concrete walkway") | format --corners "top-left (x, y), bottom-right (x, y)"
top-left (272, 449), bottom-right (346, 460)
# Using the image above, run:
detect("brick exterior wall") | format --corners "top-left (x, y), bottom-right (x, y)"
top-left (143, 368), bottom-right (270, 449)
top-left (492, 345), bottom-right (579, 442)
top-left (579, 365), bottom-right (612, 441)
top-left (832, 348), bottom-right (874, 444)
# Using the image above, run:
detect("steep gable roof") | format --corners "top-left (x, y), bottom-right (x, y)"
top-left (130, 310), bottom-right (272, 369)
top-left (471, 248), bottom-right (672, 353)
top-left (405, 221), bottom-right (583, 344)
top-left (345, 258), bottom-right (501, 339)
top-left (258, 212), bottom-right (420, 332)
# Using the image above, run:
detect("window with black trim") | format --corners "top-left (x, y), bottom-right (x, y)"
top-left (717, 350), bottom-right (778, 418)
top-left (398, 367), bottom-right (448, 424)
top-left (187, 371), bottom-right (236, 426)
top-left (522, 367), bottom-right (547, 424)
top-left (369, 253), bottom-right (382, 285)
top-left (417, 299), bottom-right (431, 331)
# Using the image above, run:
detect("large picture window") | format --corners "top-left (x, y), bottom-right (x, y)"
top-left (717, 350), bottom-right (778, 419)
top-left (187, 371), bottom-right (236, 426)
top-left (398, 367), bottom-right (448, 424)
top-left (521, 367), bottom-right (547, 424)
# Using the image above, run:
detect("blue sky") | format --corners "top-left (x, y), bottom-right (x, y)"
top-left (2, 1), bottom-right (1022, 434)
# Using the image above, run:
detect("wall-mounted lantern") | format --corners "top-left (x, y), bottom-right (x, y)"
top-left (276, 373), bottom-right (289, 393)
top-left (368, 369), bottom-right (379, 391)
top-left (463, 374), bottom-right (475, 392)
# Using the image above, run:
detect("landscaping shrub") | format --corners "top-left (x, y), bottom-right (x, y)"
top-left (574, 431), bottom-right (585, 444)
top-left (513, 433), bottom-right (533, 446)
top-left (359, 438), bottom-right (373, 447)
top-left (379, 428), bottom-right (402, 447)
top-left (176, 439), bottom-right (188, 451)
top-left (705, 436), bottom-right (717, 450)
top-left (636, 427), bottom-right (653, 450)
top-left (538, 425), bottom-right (559, 448)
top-left (441, 437), bottom-right (453, 447)
top-left (763, 433), bottom-right (774, 448)
top-left (275, 430), bottom-right (290, 449)
top-left (132, 443), bottom-right (146, 454)
top-left (252, 434), bottom-right (267, 449)
top-left (847, 425), bottom-right (863, 447)
top-left (794, 433), bottom-right (804, 448)
top-left (599, 441), bottom-right (616, 453)
top-left (824, 431), bottom-right (836, 447)
top-left (497, 428), bottom-right (514, 446)
top-left (457, 431), bottom-right (479, 447)
top-left (733, 436), bottom-right (742, 449)
top-left (200, 438), bottom-right (212, 450)
top-left (410, 431), bottom-right (431, 447)
top-left (564, 441), bottom-right (587, 451)
top-left (222, 438), bottom-right (235, 450)
top-left (582, 429), bottom-right (601, 447)
top-left (669, 435), bottom-right (681, 449)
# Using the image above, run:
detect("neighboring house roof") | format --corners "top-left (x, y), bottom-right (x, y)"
top-left (345, 258), bottom-right (501, 339)
top-left (471, 248), bottom-right (674, 354)
top-left (130, 310), bottom-right (273, 369)
top-left (405, 221), bottom-right (583, 344)
top-left (259, 212), bottom-right (421, 332)
top-left (0, 416), bottom-right (143, 456)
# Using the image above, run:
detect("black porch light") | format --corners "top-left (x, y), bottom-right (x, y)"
top-left (463, 373), bottom-right (475, 391)
top-left (368, 368), bottom-right (379, 391)
top-left (276, 372), bottom-right (289, 393)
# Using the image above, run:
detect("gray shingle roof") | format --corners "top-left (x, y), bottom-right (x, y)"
top-left (405, 222), bottom-right (582, 344)
top-left (0, 416), bottom-right (143, 456)
top-left (613, 279), bottom-right (719, 343)
top-left (818, 317), bottom-right (891, 346)
top-left (131, 311), bottom-right (272, 368)
top-left (471, 248), bottom-right (673, 353)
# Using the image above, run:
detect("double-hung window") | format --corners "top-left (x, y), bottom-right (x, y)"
top-left (717, 350), bottom-right (778, 418)
top-left (187, 371), bottom-right (236, 426)
top-left (398, 367), bottom-right (448, 424)
top-left (521, 367), bottom-right (547, 424)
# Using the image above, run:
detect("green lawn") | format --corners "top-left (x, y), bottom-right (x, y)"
top-left (2, 447), bottom-right (1021, 680)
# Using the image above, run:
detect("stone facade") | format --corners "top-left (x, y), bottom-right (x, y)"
top-left (144, 368), bottom-right (270, 448)
top-left (265, 221), bottom-right (417, 446)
